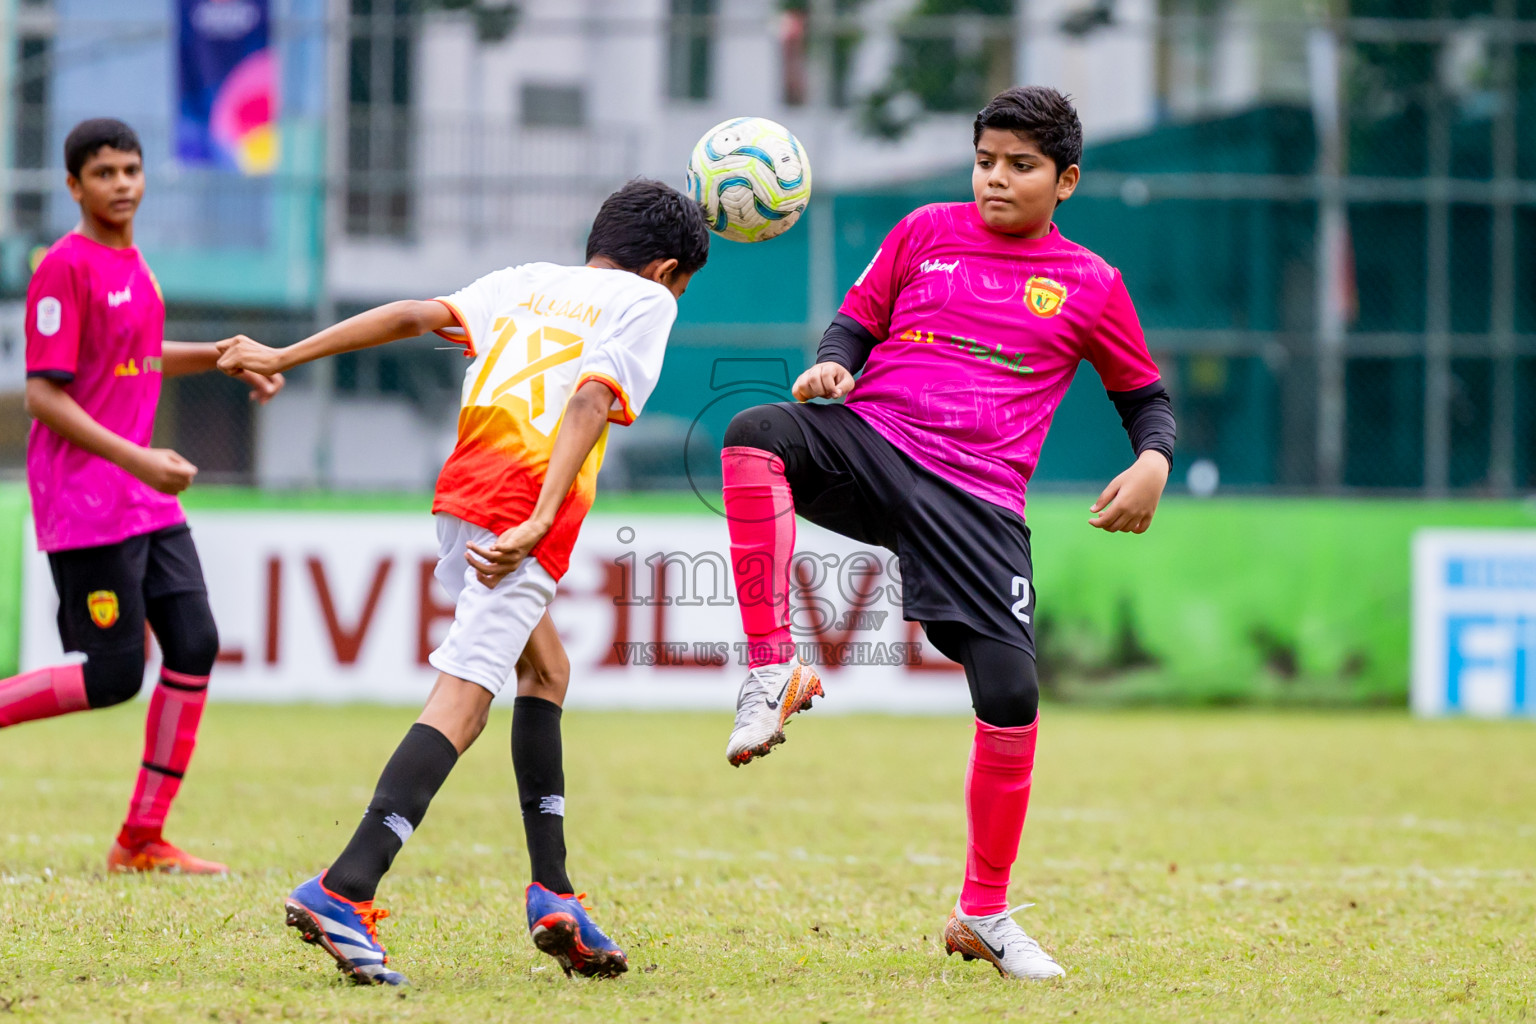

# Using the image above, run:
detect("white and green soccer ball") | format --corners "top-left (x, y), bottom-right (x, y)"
top-left (686, 116), bottom-right (812, 243)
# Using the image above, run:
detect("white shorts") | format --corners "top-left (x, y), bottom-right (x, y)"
top-left (427, 514), bottom-right (558, 696)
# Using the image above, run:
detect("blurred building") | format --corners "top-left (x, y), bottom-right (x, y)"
top-left (2, 0), bottom-right (1534, 493)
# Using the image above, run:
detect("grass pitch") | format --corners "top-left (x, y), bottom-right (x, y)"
top-left (0, 706), bottom-right (1532, 1023)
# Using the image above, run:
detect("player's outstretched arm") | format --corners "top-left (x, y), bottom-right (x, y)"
top-left (215, 300), bottom-right (454, 378)
top-left (24, 378), bottom-right (196, 494)
top-left (465, 379), bottom-right (614, 589)
top-left (1089, 450), bottom-right (1170, 534)
top-left (160, 341), bottom-right (286, 404)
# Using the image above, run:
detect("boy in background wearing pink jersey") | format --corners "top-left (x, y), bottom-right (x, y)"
top-left (1, 119), bottom-right (283, 873)
top-left (720, 87), bottom-right (1176, 979)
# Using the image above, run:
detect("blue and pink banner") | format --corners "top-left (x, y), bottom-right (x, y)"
top-left (176, 0), bottom-right (279, 174)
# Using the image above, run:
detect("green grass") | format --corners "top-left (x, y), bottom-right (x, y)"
top-left (0, 707), bottom-right (1533, 1022)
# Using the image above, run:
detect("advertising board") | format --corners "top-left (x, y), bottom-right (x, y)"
top-left (21, 512), bottom-right (970, 711)
top-left (1412, 530), bottom-right (1536, 717)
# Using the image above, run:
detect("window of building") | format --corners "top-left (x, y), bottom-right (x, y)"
top-left (11, 34), bottom-right (50, 234)
top-left (780, 2), bottom-right (862, 109)
top-left (346, 0), bottom-right (415, 238)
top-left (521, 83), bottom-right (586, 127)
top-left (667, 0), bottom-right (714, 101)
top-left (1155, 0), bottom-right (1224, 118)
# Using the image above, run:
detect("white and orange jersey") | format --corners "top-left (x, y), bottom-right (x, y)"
top-left (430, 262), bottom-right (676, 579)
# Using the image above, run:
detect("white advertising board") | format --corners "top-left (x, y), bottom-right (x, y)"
top-left (21, 512), bottom-right (971, 712)
top-left (1412, 529), bottom-right (1536, 717)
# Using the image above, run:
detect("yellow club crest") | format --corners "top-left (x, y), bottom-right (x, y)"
top-left (1024, 275), bottom-right (1069, 318)
top-left (87, 590), bottom-right (119, 629)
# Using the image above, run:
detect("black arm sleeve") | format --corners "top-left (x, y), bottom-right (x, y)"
top-left (1107, 379), bottom-right (1176, 468)
top-left (814, 313), bottom-right (880, 374)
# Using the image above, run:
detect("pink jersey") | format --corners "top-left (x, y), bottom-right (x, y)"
top-left (24, 233), bottom-right (184, 552)
top-left (839, 202), bottom-right (1161, 519)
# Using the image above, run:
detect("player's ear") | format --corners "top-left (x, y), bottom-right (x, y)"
top-left (641, 257), bottom-right (681, 288)
top-left (1055, 164), bottom-right (1080, 204)
top-left (65, 174), bottom-right (84, 203)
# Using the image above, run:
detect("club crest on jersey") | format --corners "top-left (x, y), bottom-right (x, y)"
top-left (1024, 275), bottom-right (1068, 317)
top-left (87, 590), bottom-right (119, 629)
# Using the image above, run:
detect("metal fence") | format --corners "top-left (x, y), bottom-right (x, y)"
top-left (1, 2), bottom-right (1534, 494)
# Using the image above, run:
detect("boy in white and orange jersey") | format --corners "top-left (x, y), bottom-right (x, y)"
top-left (216, 179), bottom-right (710, 986)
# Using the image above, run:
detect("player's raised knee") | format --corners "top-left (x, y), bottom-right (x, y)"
top-left (724, 405), bottom-right (794, 453)
top-left (973, 657), bottom-right (1040, 729)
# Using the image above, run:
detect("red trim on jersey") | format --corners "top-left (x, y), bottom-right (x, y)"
top-left (432, 299), bottom-right (477, 358)
top-left (575, 371), bottom-right (636, 426)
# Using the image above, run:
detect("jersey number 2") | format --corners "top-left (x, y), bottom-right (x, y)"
top-left (1010, 576), bottom-right (1032, 624)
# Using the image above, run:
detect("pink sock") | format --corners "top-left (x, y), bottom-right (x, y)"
top-left (0, 663), bottom-right (88, 727)
top-left (960, 717), bottom-right (1038, 916)
top-left (121, 668), bottom-right (210, 841)
top-left (722, 446), bottom-right (796, 668)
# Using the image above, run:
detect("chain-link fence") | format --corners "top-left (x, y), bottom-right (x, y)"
top-left (2, 1), bottom-right (1534, 493)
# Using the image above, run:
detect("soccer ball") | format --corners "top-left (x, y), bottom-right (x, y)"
top-left (686, 117), bottom-right (812, 243)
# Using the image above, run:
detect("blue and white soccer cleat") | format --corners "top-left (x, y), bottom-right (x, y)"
top-left (284, 873), bottom-right (408, 986)
top-left (525, 882), bottom-right (629, 978)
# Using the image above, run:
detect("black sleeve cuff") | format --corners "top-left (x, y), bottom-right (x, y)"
top-left (815, 313), bottom-right (880, 375)
top-left (1107, 380), bottom-right (1176, 468)
top-left (27, 369), bottom-right (75, 383)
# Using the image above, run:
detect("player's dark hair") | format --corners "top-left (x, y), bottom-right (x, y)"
top-left (64, 118), bottom-right (142, 178)
top-left (585, 178), bottom-right (710, 276)
top-left (972, 86), bottom-right (1083, 176)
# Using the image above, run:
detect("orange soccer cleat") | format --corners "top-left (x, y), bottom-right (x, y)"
top-left (107, 836), bottom-right (228, 875)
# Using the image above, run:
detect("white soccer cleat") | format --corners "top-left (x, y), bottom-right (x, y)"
top-left (725, 660), bottom-right (823, 766)
top-left (944, 903), bottom-right (1065, 980)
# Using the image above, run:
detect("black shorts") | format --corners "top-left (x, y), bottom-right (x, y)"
top-left (47, 523), bottom-right (209, 658)
top-left (775, 402), bottom-right (1036, 657)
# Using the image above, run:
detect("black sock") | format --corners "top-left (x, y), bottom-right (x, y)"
top-left (325, 723), bottom-right (459, 903)
top-left (512, 696), bottom-right (573, 894)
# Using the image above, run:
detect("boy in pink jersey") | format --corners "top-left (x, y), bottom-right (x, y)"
top-left (1, 119), bottom-right (283, 873)
top-left (720, 87), bottom-right (1176, 979)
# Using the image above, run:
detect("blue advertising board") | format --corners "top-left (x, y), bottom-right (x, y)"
top-left (176, 0), bottom-right (278, 174)
top-left (46, 0), bottom-right (323, 307)
top-left (1413, 530), bottom-right (1536, 717)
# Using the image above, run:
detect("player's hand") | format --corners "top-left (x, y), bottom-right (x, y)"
top-left (239, 369), bottom-right (285, 404)
top-left (792, 361), bottom-right (856, 402)
top-left (1089, 450), bottom-right (1170, 534)
top-left (215, 335), bottom-right (286, 377)
top-left (129, 447), bottom-right (198, 495)
top-left (466, 518), bottom-right (552, 589)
